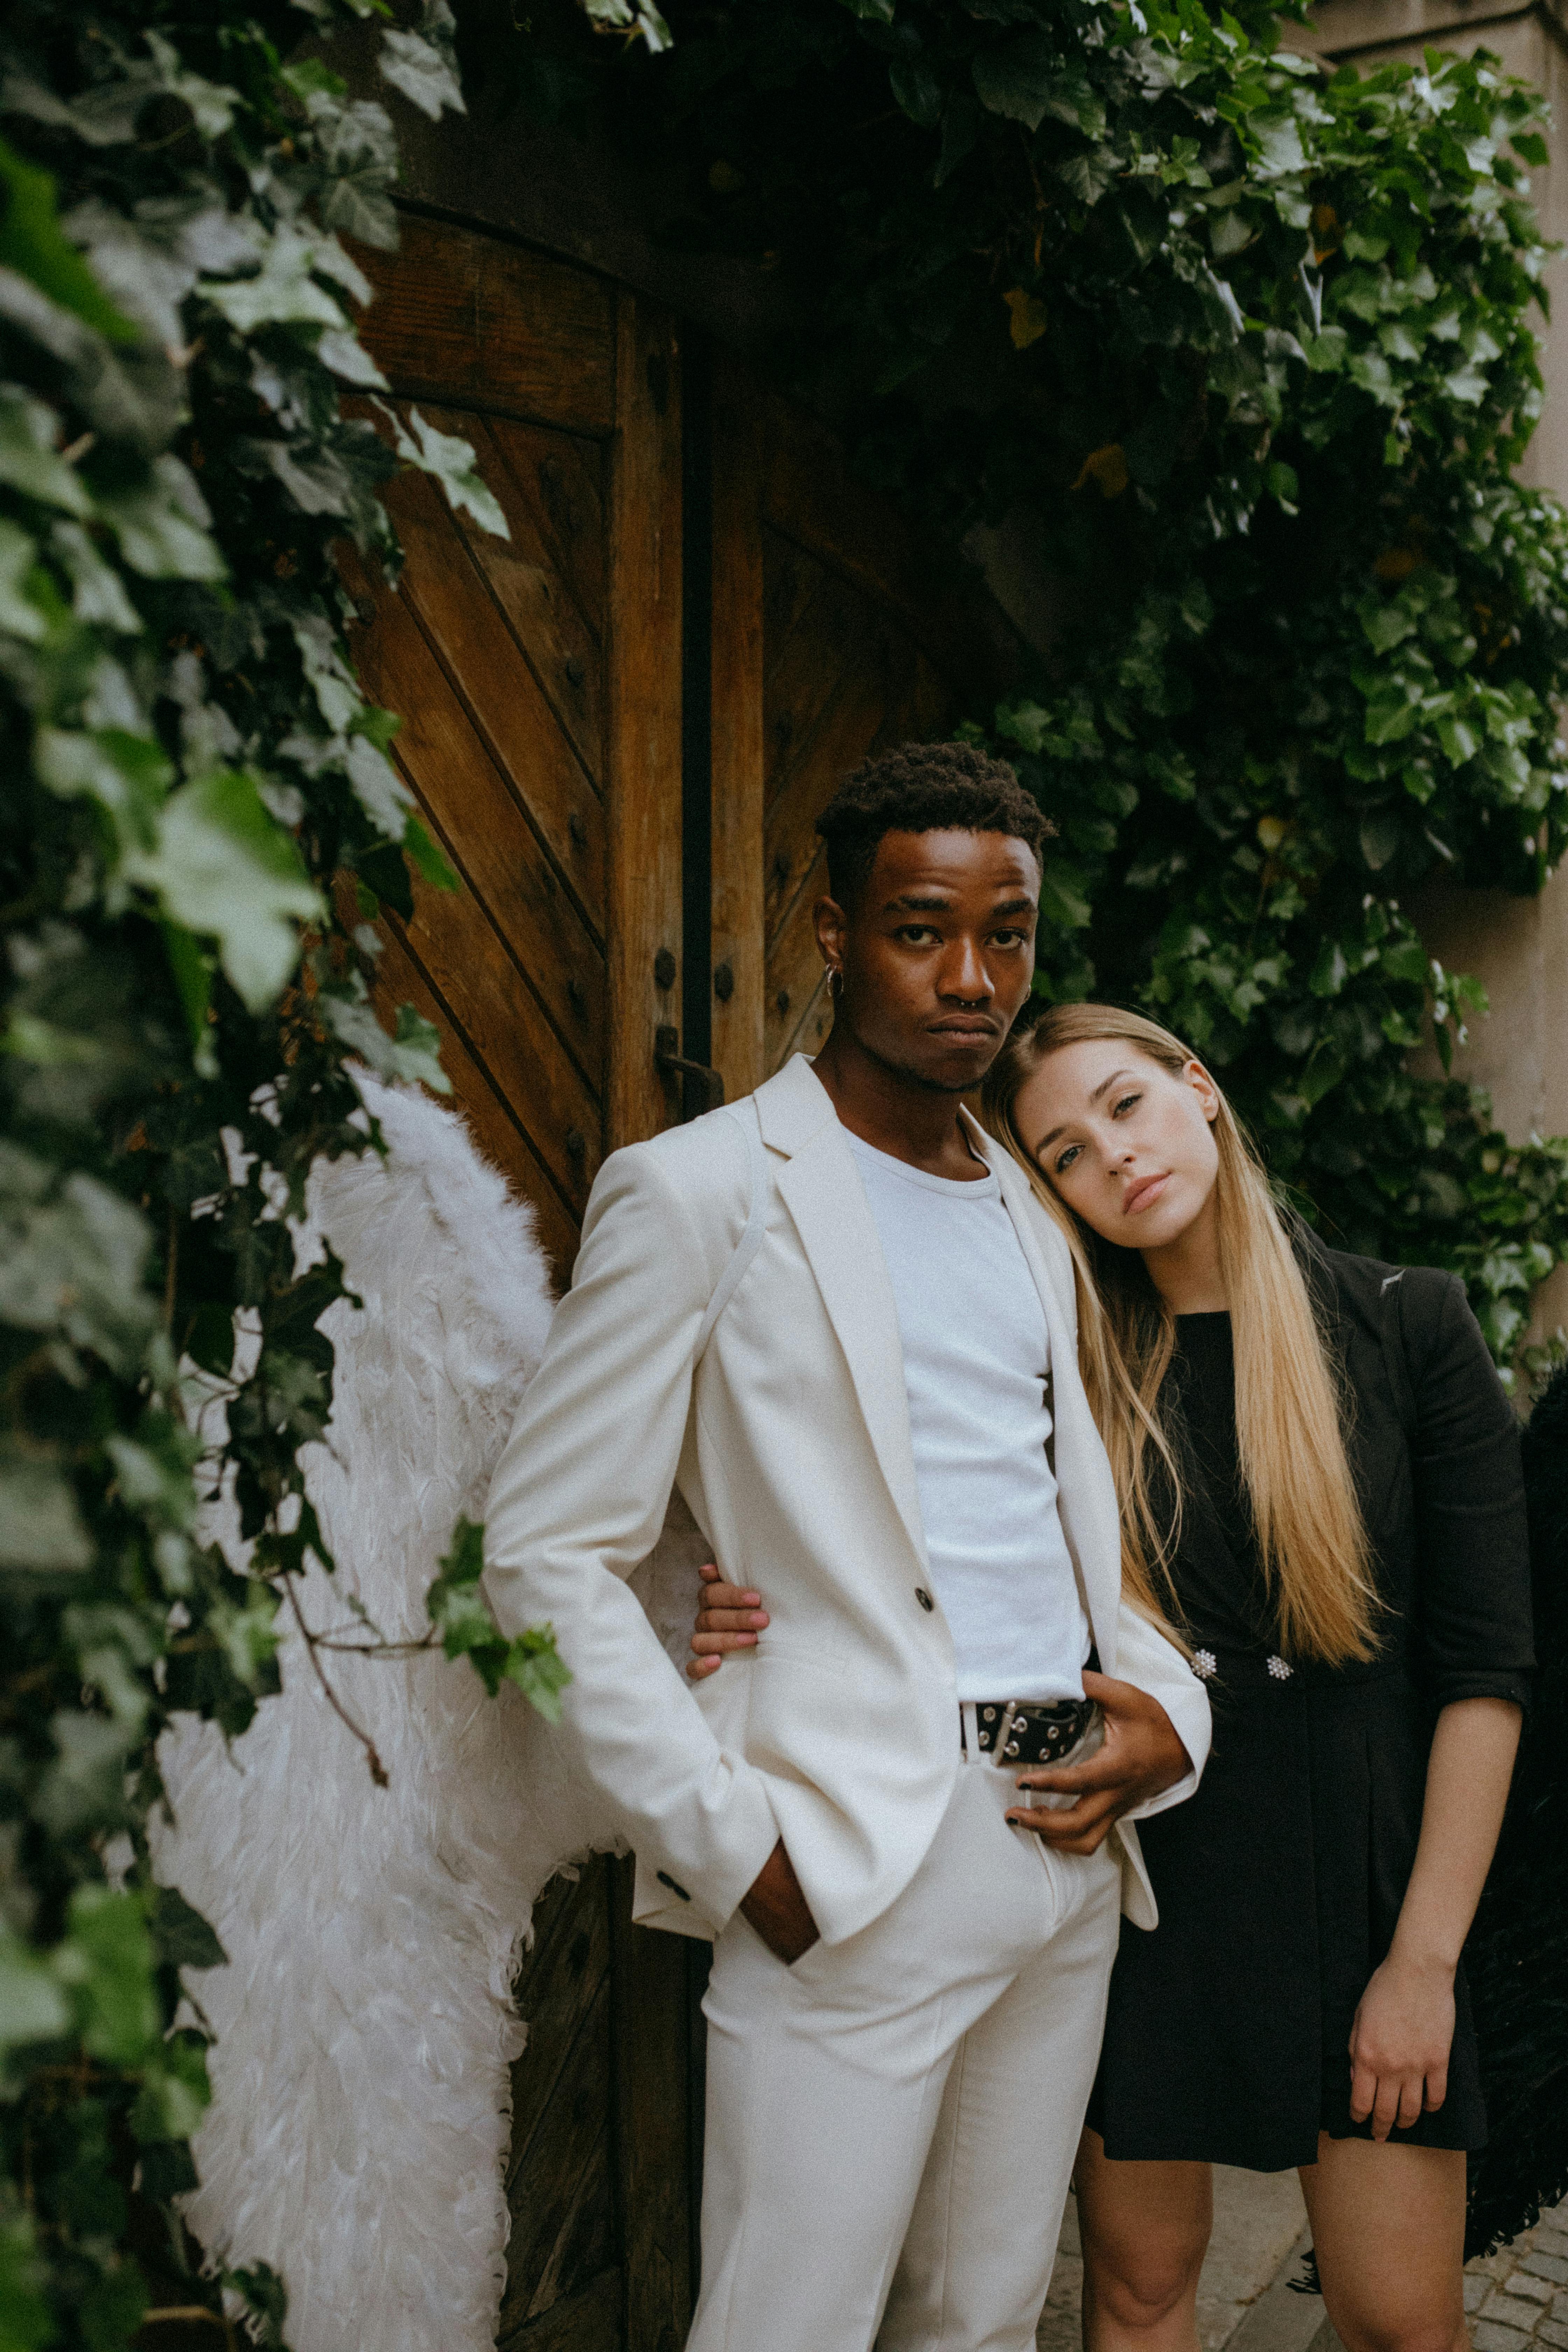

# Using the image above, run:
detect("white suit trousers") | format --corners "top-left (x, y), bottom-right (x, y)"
top-left (687, 1742), bottom-right (1122, 2352)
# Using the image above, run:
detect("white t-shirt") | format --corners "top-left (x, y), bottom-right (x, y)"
top-left (846, 1130), bottom-right (1091, 1703)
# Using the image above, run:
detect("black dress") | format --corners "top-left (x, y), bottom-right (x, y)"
top-left (1085, 1246), bottom-right (1534, 2172)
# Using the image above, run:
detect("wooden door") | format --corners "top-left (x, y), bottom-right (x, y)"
top-left (345, 212), bottom-right (692, 2352)
top-left (699, 370), bottom-right (1017, 1098)
top-left (345, 214), bottom-right (1013, 2351)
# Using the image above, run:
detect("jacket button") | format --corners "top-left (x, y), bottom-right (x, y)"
top-left (656, 1870), bottom-right (691, 1902)
top-left (915, 1588), bottom-right (934, 1612)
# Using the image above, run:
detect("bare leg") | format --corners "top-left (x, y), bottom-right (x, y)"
top-left (1300, 2135), bottom-right (1469, 2352)
top-left (1074, 2129), bottom-right (1212, 2352)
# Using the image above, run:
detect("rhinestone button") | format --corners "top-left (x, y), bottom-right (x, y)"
top-left (1192, 1649), bottom-right (1217, 1681)
top-left (1266, 1654), bottom-right (1293, 1681)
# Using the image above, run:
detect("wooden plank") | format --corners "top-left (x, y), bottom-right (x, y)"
top-left (354, 213), bottom-right (616, 438)
top-left (487, 414), bottom-right (609, 650)
top-left (606, 293), bottom-right (684, 1152)
top-left (610, 1858), bottom-right (694, 2352)
top-left (507, 1870), bottom-right (613, 2187)
top-left (444, 412), bottom-right (608, 794)
top-left (369, 918), bottom-right (580, 1276)
top-left (502, 1973), bottom-right (615, 2329)
top-left (393, 865), bottom-right (600, 1216)
top-left (500, 2268), bottom-right (621, 2352)
top-left (342, 547), bottom-right (607, 1101)
top-left (409, 404), bottom-right (611, 799)
top-left (765, 661), bottom-right (892, 952)
top-left (355, 458), bottom-right (606, 945)
top-left (762, 554), bottom-right (883, 812)
top-left (709, 349), bottom-right (766, 1105)
top-left (760, 391), bottom-right (1017, 699)
top-left (766, 894), bottom-right (834, 1073)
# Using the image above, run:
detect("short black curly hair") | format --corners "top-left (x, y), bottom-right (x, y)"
top-left (815, 741), bottom-right (1054, 911)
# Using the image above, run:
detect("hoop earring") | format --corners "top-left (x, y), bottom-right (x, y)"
top-left (826, 966), bottom-right (844, 1000)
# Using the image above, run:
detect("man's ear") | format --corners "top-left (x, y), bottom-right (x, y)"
top-left (813, 893), bottom-right (848, 975)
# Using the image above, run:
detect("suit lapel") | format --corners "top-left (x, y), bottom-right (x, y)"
top-left (774, 1121), bottom-right (929, 1575)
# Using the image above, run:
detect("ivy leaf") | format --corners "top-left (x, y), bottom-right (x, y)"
top-left (0, 387), bottom-right (92, 515)
top-left (380, 5), bottom-right (468, 123)
top-left (972, 35), bottom-right (1061, 132)
top-left (316, 328), bottom-right (390, 389)
top-left (1003, 287), bottom-right (1048, 348)
top-left (1358, 807), bottom-right (1402, 870)
top-left (35, 728), bottom-right (172, 848)
top-left (320, 987), bottom-right (450, 1092)
top-left (0, 138), bottom-right (138, 346)
top-left (0, 1455), bottom-right (92, 1573)
top-left (890, 59), bottom-right (944, 128)
top-left (403, 814), bottom-right (459, 890)
top-left (0, 521), bottom-right (45, 642)
top-left (96, 456), bottom-right (224, 582)
top-left (50, 522), bottom-right (142, 632)
top-left (131, 2029), bottom-right (211, 2142)
top-left (146, 1886), bottom-right (226, 1974)
top-left (0, 1933), bottom-right (71, 2051)
top-left (1057, 147), bottom-right (1116, 207)
top-left (55, 1885), bottom-right (159, 2067)
top-left (345, 733), bottom-right (413, 838)
top-left (201, 227), bottom-right (350, 336)
top-left (1250, 114), bottom-right (1306, 178)
top-left (125, 772), bottom-right (323, 1012)
top-left (426, 1517), bottom-right (570, 1717)
top-left (373, 402), bottom-right (510, 538)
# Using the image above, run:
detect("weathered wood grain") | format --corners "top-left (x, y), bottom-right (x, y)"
top-left (499, 2268), bottom-right (622, 2352)
top-left (342, 542), bottom-right (607, 1104)
top-left (606, 293), bottom-right (684, 1151)
top-left (368, 918), bottom-right (579, 1278)
top-left (611, 1858), bottom-right (694, 2352)
top-left (441, 413), bottom-right (609, 793)
top-left (506, 1871), bottom-right (613, 2188)
top-left (760, 391), bottom-right (1015, 696)
top-left (762, 549), bottom-right (884, 813)
top-left (487, 414), bottom-right (609, 651)
top-left (354, 214), bottom-right (616, 437)
top-left (764, 660), bottom-right (894, 954)
top-left (709, 349), bottom-right (766, 1104)
top-left (348, 475), bottom-right (607, 948)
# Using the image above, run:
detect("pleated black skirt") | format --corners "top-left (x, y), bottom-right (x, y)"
top-left (1086, 1649), bottom-right (1486, 2172)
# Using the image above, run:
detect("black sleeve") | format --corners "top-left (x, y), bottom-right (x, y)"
top-left (1407, 1270), bottom-right (1534, 1711)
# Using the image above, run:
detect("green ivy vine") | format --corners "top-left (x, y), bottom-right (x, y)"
top-left (0, 0), bottom-right (575, 2341)
top-left (491, 0), bottom-right (1568, 1369)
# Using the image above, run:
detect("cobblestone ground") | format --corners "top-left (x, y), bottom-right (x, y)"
top-left (1466, 2194), bottom-right (1568, 2351)
top-left (1038, 2187), bottom-right (1568, 2350)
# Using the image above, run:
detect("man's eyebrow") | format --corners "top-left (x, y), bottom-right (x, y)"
top-left (1034, 1069), bottom-right (1138, 1156)
top-left (881, 893), bottom-right (1039, 916)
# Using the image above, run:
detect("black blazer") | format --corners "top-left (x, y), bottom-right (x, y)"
top-left (1305, 1243), bottom-right (1534, 1710)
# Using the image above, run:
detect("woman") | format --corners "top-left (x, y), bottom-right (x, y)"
top-left (690, 1003), bottom-right (1533, 2352)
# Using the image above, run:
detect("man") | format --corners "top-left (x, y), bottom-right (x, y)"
top-left (482, 741), bottom-right (1211, 2352)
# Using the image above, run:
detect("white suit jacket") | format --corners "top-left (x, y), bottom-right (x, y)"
top-left (483, 1055), bottom-right (1211, 1948)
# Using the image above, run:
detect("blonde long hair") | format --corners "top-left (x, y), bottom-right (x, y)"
top-left (983, 1003), bottom-right (1380, 1666)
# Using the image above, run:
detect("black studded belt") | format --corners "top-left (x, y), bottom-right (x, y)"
top-left (969, 1696), bottom-right (1097, 1765)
